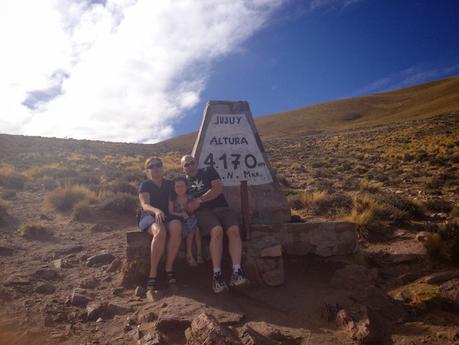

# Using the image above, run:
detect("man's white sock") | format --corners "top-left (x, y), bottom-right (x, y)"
top-left (233, 264), bottom-right (241, 273)
top-left (213, 268), bottom-right (221, 274)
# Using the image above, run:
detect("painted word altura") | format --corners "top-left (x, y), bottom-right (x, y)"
top-left (213, 115), bottom-right (242, 125)
top-left (210, 136), bottom-right (248, 145)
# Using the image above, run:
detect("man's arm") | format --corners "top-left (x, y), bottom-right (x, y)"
top-left (187, 179), bottom-right (223, 213)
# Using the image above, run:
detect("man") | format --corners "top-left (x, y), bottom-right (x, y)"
top-left (181, 154), bottom-right (247, 293)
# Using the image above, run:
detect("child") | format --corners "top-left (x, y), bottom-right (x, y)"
top-left (169, 177), bottom-right (203, 267)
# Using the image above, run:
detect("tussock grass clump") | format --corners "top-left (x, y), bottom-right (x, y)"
top-left (359, 179), bottom-right (383, 193)
top-left (1, 190), bottom-right (16, 200)
top-left (44, 184), bottom-right (96, 212)
top-left (109, 180), bottom-right (137, 195)
top-left (424, 221), bottom-right (459, 266)
top-left (289, 190), bottom-right (352, 216)
top-left (72, 200), bottom-right (92, 221)
top-left (350, 189), bottom-right (424, 236)
top-left (424, 199), bottom-right (453, 213)
top-left (0, 200), bottom-right (9, 225)
top-left (99, 192), bottom-right (137, 215)
top-left (19, 223), bottom-right (52, 240)
top-left (0, 165), bottom-right (25, 190)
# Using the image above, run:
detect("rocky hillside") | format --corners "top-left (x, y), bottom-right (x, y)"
top-left (0, 76), bottom-right (458, 344)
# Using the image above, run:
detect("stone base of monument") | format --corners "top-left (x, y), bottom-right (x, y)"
top-left (120, 222), bottom-right (357, 288)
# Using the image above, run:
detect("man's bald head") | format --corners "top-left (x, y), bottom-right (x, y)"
top-left (181, 154), bottom-right (197, 176)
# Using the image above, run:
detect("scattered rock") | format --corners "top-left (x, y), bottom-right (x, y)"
top-left (185, 313), bottom-right (241, 345)
top-left (3, 275), bottom-right (31, 286)
top-left (240, 324), bottom-right (280, 345)
top-left (86, 252), bottom-right (116, 267)
top-left (80, 276), bottom-right (99, 289)
top-left (336, 306), bottom-right (387, 345)
top-left (415, 231), bottom-right (430, 242)
top-left (140, 311), bottom-right (157, 323)
top-left (86, 302), bottom-right (108, 321)
top-left (439, 278), bottom-right (459, 309)
top-left (54, 245), bottom-right (83, 257)
top-left (70, 290), bottom-right (92, 307)
top-left (245, 321), bottom-right (303, 343)
top-left (367, 251), bottom-right (422, 266)
top-left (34, 268), bottom-right (58, 281)
top-left (113, 287), bottom-right (124, 296)
top-left (0, 246), bottom-right (15, 257)
top-left (108, 258), bottom-right (122, 272)
top-left (142, 331), bottom-right (164, 345)
top-left (40, 214), bottom-right (52, 221)
top-left (52, 258), bottom-right (71, 270)
top-left (417, 269), bottom-right (459, 285)
top-left (107, 302), bottom-right (132, 316)
top-left (35, 283), bottom-right (56, 294)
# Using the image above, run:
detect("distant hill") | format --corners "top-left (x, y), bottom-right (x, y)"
top-left (1, 74), bottom-right (458, 159)
top-left (163, 74), bottom-right (459, 149)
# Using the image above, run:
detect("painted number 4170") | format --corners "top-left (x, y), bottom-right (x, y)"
top-left (204, 153), bottom-right (258, 170)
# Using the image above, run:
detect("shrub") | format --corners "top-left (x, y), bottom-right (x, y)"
top-left (290, 191), bottom-right (352, 217)
top-left (424, 221), bottom-right (459, 266)
top-left (451, 206), bottom-right (459, 217)
top-left (0, 201), bottom-right (9, 225)
top-left (19, 223), bottom-right (52, 240)
top-left (110, 181), bottom-right (138, 195)
top-left (44, 185), bottom-right (96, 212)
top-left (350, 190), bottom-right (424, 237)
top-left (424, 199), bottom-right (453, 213)
top-left (0, 165), bottom-right (25, 190)
top-left (359, 179), bottom-right (382, 193)
top-left (1, 190), bottom-right (16, 200)
top-left (72, 200), bottom-right (92, 221)
top-left (99, 192), bottom-right (137, 215)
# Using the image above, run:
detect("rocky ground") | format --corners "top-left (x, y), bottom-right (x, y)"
top-left (0, 113), bottom-right (458, 344)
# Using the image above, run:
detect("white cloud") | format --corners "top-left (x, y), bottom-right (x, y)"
top-left (0, 0), bottom-right (283, 143)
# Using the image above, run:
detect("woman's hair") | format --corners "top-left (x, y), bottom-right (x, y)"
top-left (144, 156), bottom-right (163, 170)
top-left (170, 176), bottom-right (188, 201)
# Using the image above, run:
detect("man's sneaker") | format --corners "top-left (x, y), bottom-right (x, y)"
top-left (212, 272), bottom-right (228, 293)
top-left (229, 269), bottom-right (248, 287)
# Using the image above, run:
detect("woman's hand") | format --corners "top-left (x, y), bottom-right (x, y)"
top-left (154, 209), bottom-right (166, 224)
top-left (181, 212), bottom-right (189, 220)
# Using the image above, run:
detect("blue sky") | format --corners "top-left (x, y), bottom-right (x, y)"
top-left (176, 0), bottom-right (459, 136)
top-left (1, 0), bottom-right (458, 143)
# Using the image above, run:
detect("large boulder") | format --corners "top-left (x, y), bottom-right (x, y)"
top-left (185, 313), bottom-right (241, 345)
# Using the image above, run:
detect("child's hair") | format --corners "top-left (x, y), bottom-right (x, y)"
top-left (170, 176), bottom-right (188, 201)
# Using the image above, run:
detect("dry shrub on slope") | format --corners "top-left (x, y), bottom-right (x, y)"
top-left (44, 184), bottom-right (96, 212)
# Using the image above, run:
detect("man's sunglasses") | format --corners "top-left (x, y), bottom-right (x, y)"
top-left (147, 162), bottom-right (162, 169)
top-left (183, 161), bottom-right (195, 168)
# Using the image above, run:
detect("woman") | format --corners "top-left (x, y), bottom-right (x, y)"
top-left (138, 156), bottom-right (182, 292)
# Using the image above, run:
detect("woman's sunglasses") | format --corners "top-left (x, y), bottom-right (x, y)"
top-left (147, 162), bottom-right (162, 169)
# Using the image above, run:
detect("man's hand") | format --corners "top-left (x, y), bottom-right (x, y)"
top-left (187, 199), bottom-right (201, 214)
top-left (154, 210), bottom-right (166, 224)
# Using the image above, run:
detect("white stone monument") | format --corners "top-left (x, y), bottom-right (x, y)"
top-left (192, 101), bottom-right (290, 224)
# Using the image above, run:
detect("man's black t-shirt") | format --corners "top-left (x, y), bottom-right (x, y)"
top-left (138, 178), bottom-right (172, 217)
top-left (187, 167), bottom-right (228, 209)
